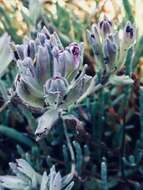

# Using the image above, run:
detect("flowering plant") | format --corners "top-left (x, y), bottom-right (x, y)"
top-left (12, 26), bottom-right (92, 140)
top-left (0, 14), bottom-right (139, 190)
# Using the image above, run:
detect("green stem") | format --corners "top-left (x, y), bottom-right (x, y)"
top-left (63, 118), bottom-right (76, 175)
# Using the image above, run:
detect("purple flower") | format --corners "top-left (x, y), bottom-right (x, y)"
top-left (44, 75), bottom-right (68, 106)
top-left (123, 21), bottom-right (136, 48)
top-left (53, 42), bottom-right (84, 81)
top-left (99, 16), bottom-right (112, 37)
top-left (103, 36), bottom-right (117, 66)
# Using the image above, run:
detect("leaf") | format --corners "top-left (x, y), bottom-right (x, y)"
top-left (0, 125), bottom-right (34, 147)
top-left (109, 75), bottom-right (134, 85)
top-left (122, 0), bottom-right (134, 23)
top-left (16, 79), bottom-right (45, 109)
top-left (0, 33), bottom-right (13, 77)
top-left (29, 0), bottom-right (42, 26)
top-left (35, 109), bottom-right (60, 141)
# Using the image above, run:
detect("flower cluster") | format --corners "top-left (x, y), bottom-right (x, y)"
top-left (0, 159), bottom-right (74, 190)
top-left (14, 27), bottom-right (91, 109)
top-left (13, 27), bottom-right (92, 140)
top-left (12, 17), bottom-right (136, 141)
top-left (76, 17), bottom-right (136, 104)
top-left (87, 16), bottom-right (136, 73)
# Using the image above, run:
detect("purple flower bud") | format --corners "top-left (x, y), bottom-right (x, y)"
top-left (53, 42), bottom-right (83, 81)
top-left (91, 24), bottom-right (100, 44)
top-left (123, 21), bottom-right (136, 48)
top-left (87, 30), bottom-right (101, 57)
top-left (17, 57), bottom-right (43, 97)
top-left (44, 76), bottom-right (68, 106)
top-left (37, 32), bottom-right (47, 45)
top-left (52, 47), bottom-right (66, 77)
top-left (99, 16), bottom-right (112, 37)
top-left (103, 36), bottom-right (117, 66)
top-left (41, 26), bottom-right (51, 39)
top-left (35, 45), bottom-right (51, 83)
top-left (50, 32), bottom-right (63, 49)
top-left (69, 42), bottom-right (83, 68)
top-left (15, 45), bottom-right (25, 60)
top-left (27, 40), bottom-right (35, 60)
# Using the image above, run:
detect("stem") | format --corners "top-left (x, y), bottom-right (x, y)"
top-left (120, 113), bottom-right (126, 179)
top-left (0, 100), bottom-right (11, 113)
top-left (63, 118), bottom-right (76, 175)
top-left (120, 86), bottom-right (130, 179)
top-left (0, 91), bottom-right (16, 113)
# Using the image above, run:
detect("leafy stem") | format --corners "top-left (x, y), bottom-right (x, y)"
top-left (62, 117), bottom-right (76, 175)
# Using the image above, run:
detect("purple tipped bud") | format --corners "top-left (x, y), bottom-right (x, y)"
top-left (27, 40), bottom-right (35, 60)
top-left (53, 42), bottom-right (83, 81)
top-left (123, 21), bottom-right (136, 48)
top-left (41, 26), bottom-right (51, 39)
top-left (87, 30), bottom-right (101, 57)
top-left (35, 45), bottom-right (51, 83)
top-left (103, 36), bottom-right (117, 65)
top-left (16, 57), bottom-right (43, 99)
top-left (52, 47), bottom-right (66, 77)
top-left (37, 32), bottom-right (47, 45)
top-left (44, 76), bottom-right (68, 106)
top-left (99, 16), bottom-right (112, 37)
top-left (44, 76), bottom-right (68, 96)
top-left (15, 45), bottom-right (25, 60)
top-left (91, 24), bottom-right (100, 44)
top-left (68, 42), bottom-right (81, 69)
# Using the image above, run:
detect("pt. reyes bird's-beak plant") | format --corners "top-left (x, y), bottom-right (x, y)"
top-left (0, 15), bottom-right (137, 190)
top-left (13, 17), bottom-right (136, 142)
top-left (12, 26), bottom-right (92, 141)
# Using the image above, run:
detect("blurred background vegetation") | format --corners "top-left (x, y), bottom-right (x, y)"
top-left (0, 0), bottom-right (143, 189)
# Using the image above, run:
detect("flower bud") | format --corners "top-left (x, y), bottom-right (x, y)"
top-left (52, 47), bottom-right (67, 77)
top-left (15, 44), bottom-right (24, 60)
top-left (41, 26), bottom-right (51, 39)
top-left (27, 40), bottom-right (35, 60)
top-left (44, 76), bottom-right (68, 106)
top-left (103, 36), bottom-right (117, 67)
top-left (37, 32), bottom-right (47, 45)
top-left (87, 30), bottom-right (101, 58)
top-left (99, 16), bottom-right (112, 37)
top-left (53, 42), bottom-right (83, 81)
top-left (68, 42), bottom-right (83, 70)
top-left (35, 45), bottom-right (52, 84)
top-left (123, 21), bottom-right (136, 48)
top-left (91, 24), bottom-right (100, 44)
top-left (17, 57), bottom-right (43, 98)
